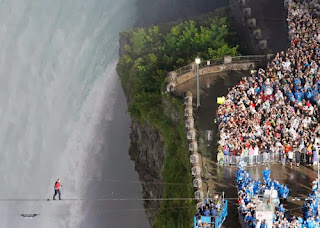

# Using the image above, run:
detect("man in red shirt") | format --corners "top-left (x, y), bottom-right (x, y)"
top-left (53, 178), bottom-right (62, 200)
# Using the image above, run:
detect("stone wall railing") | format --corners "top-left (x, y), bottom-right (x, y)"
top-left (236, 0), bottom-right (271, 53)
top-left (184, 91), bottom-right (204, 200)
top-left (166, 55), bottom-right (272, 92)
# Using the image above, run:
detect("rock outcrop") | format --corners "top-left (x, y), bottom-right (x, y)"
top-left (129, 119), bottom-right (166, 222)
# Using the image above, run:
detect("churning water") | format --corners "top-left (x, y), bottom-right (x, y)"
top-left (0, 0), bottom-right (149, 227)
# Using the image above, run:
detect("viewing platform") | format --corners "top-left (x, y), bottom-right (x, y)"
top-left (166, 55), bottom-right (273, 94)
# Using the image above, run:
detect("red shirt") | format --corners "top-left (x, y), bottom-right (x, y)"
top-left (260, 91), bottom-right (265, 101)
top-left (292, 38), bottom-right (298, 45)
top-left (55, 182), bottom-right (61, 190)
top-left (285, 146), bottom-right (291, 154)
top-left (306, 101), bottom-right (311, 107)
top-left (238, 135), bottom-right (243, 142)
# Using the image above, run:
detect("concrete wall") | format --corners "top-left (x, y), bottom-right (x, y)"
top-left (184, 92), bottom-right (205, 199)
top-left (166, 56), bottom-right (263, 92)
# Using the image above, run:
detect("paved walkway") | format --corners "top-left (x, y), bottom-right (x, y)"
top-left (175, 70), bottom-right (317, 226)
top-left (205, 163), bottom-right (317, 228)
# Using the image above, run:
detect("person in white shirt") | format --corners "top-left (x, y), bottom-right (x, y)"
top-left (288, 150), bottom-right (294, 168)
top-left (302, 117), bottom-right (309, 129)
top-left (309, 105), bottom-right (314, 116)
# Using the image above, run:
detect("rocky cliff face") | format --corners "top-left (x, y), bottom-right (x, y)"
top-left (118, 27), bottom-right (168, 224)
top-left (129, 119), bottom-right (166, 222)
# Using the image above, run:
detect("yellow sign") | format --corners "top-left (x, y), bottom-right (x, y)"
top-left (217, 97), bottom-right (225, 104)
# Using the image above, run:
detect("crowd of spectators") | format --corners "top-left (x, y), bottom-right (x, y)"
top-left (237, 164), bottom-right (290, 227)
top-left (237, 161), bottom-right (319, 227)
top-left (214, 0), bottom-right (320, 227)
top-left (233, 1), bottom-right (320, 224)
top-left (217, 0), bottom-right (320, 167)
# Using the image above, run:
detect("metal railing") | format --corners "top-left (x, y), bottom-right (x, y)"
top-left (219, 151), bottom-right (309, 166)
top-left (214, 200), bottom-right (228, 228)
top-left (194, 200), bottom-right (228, 228)
top-left (174, 55), bottom-right (270, 76)
top-left (231, 55), bottom-right (268, 62)
top-left (175, 65), bottom-right (192, 76)
top-left (199, 58), bottom-right (224, 68)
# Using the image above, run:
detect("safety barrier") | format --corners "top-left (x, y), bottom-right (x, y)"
top-left (175, 65), bottom-right (192, 76)
top-left (214, 200), bottom-right (228, 228)
top-left (174, 55), bottom-right (269, 76)
top-left (219, 151), bottom-right (309, 166)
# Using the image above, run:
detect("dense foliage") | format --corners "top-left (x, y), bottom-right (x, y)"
top-left (117, 17), bottom-right (238, 227)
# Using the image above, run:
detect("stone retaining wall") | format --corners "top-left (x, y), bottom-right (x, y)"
top-left (166, 55), bottom-right (271, 92)
top-left (183, 91), bottom-right (204, 199)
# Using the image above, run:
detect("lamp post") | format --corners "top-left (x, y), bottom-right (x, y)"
top-left (195, 56), bottom-right (201, 108)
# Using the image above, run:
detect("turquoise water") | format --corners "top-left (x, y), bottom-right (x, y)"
top-left (0, 0), bottom-right (149, 227)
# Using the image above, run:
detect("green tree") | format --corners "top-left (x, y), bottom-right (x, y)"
top-left (131, 28), bottom-right (147, 56)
